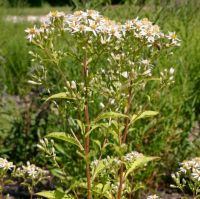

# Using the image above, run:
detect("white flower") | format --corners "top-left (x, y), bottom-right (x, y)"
top-left (25, 26), bottom-right (39, 42)
top-left (91, 159), bottom-right (99, 168)
top-left (143, 69), bottom-right (152, 76)
top-left (147, 36), bottom-right (155, 43)
top-left (166, 32), bottom-right (181, 46)
top-left (192, 169), bottom-right (200, 182)
top-left (87, 10), bottom-right (100, 20)
top-left (0, 158), bottom-right (15, 171)
top-left (121, 71), bottom-right (128, 78)
top-left (109, 98), bottom-right (115, 105)
top-left (124, 151), bottom-right (143, 162)
top-left (99, 102), bottom-right (105, 108)
top-left (48, 11), bottom-right (65, 19)
top-left (123, 20), bottom-right (134, 32)
top-left (71, 81), bottom-right (77, 89)
top-left (140, 59), bottom-right (150, 65)
top-left (179, 166), bottom-right (187, 174)
top-left (147, 194), bottom-right (160, 199)
top-left (20, 162), bottom-right (48, 179)
top-left (169, 67), bottom-right (175, 75)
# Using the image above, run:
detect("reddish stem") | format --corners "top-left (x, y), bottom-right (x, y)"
top-left (83, 53), bottom-right (92, 199)
top-left (117, 165), bottom-right (124, 199)
top-left (122, 83), bottom-right (132, 143)
top-left (117, 79), bottom-right (132, 199)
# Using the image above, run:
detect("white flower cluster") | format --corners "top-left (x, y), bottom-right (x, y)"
top-left (0, 157), bottom-right (15, 171)
top-left (15, 161), bottom-right (48, 180)
top-left (25, 11), bottom-right (65, 42)
top-left (25, 10), bottom-right (180, 47)
top-left (171, 158), bottom-right (200, 195)
top-left (125, 18), bottom-right (163, 44)
top-left (91, 156), bottom-right (121, 169)
top-left (147, 194), bottom-right (160, 199)
top-left (65, 10), bottom-right (122, 39)
top-left (91, 151), bottom-right (144, 167)
top-left (124, 151), bottom-right (144, 162)
top-left (179, 158), bottom-right (200, 182)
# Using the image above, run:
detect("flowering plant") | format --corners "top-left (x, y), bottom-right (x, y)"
top-left (26, 10), bottom-right (180, 199)
top-left (13, 161), bottom-right (49, 199)
top-left (171, 158), bottom-right (200, 198)
top-left (0, 157), bottom-right (49, 199)
top-left (0, 158), bottom-right (15, 197)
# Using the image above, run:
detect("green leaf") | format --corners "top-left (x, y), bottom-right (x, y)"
top-left (91, 160), bottom-right (106, 182)
top-left (94, 112), bottom-right (128, 123)
top-left (85, 123), bottom-right (108, 137)
top-left (75, 119), bottom-right (85, 135)
top-left (130, 111), bottom-right (159, 124)
top-left (93, 139), bottom-right (102, 150)
top-left (46, 92), bottom-right (75, 101)
top-left (36, 191), bottom-right (56, 199)
top-left (36, 191), bottom-right (74, 199)
top-left (46, 132), bottom-right (84, 151)
top-left (92, 183), bottom-right (113, 199)
top-left (51, 168), bottom-right (66, 180)
top-left (76, 150), bottom-right (85, 160)
top-left (125, 156), bottom-right (159, 178)
top-left (102, 182), bottom-right (111, 194)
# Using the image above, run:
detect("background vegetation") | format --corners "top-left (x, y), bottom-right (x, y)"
top-left (0, 0), bottom-right (199, 196)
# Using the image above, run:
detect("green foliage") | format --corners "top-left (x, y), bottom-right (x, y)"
top-left (130, 110), bottom-right (159, 124)
top-left (37, 190), bottom-right (74, 199)
top-left (124, 156), bottom-right (159, 178)
top-left (46, 132), bottom-right (84, 150)
top-left (46, 92), bottom-right (76, 101)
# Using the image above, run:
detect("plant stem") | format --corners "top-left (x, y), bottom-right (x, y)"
top-left (83, 52), bottom-right (92, 199)
top-left (117, 165), bottom-right (124, 199)
top-left (122, 80), bottom-right (132, 143)
top-left (0, 180), bottom-right (4, 199)
top-left (117, 78), bottom-right (132, 199)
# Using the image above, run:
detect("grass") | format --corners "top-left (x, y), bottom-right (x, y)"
top-left (0, 6), bottom-right (71, 16)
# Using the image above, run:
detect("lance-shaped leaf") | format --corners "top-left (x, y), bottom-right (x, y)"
top-left (94, 112), bottom-right (129, 123)
top-left (36, 191), bottom-right (74, 199)
top-left (75, 119), bottom-right (85, 135)
top-left (125, 156), bottom-right (159, 178)
top-left (46, 92), bottom-right (76, 101)
top-left (130, 111), bottom-right (159, 124)
top-left (36, 191), bottom-right (56, 199)
top-left (85, 123), bottom-right (108, 137)
top-left (46, 132), bottom-right (84, 151)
